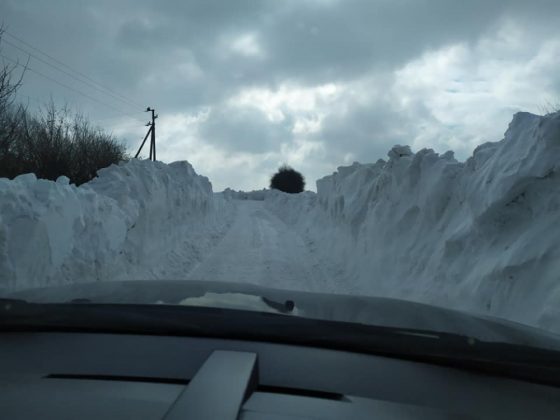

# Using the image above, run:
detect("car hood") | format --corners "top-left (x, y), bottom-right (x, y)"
top-left (5, 279), bottom-right (560, 350)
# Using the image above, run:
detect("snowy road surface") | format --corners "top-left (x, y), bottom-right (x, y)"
top-left (186, 200), bottom-right (331, 292)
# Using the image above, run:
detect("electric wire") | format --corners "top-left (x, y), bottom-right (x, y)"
top-left (2, 30), bottom-right (145, 110)
top-left (2, 38), bottom-right (143, 112)
top-left (0, 53), bottom-right (146, 124)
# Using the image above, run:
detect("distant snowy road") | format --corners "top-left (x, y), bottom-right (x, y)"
top-left (186, 200), bottom-right (330, 292)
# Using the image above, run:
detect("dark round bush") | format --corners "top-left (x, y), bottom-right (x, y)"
top-left (270, 165), bottom-right (305, 193)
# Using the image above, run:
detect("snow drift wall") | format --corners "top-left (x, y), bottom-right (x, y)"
top-left (266, 112), bottom-right (560, 331)
top-left (221, 188), bottom-right (268, 201)
top-left (0, 159), bottom-right (232, 291)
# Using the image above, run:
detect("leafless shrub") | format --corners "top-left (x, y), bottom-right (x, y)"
top-left (0, 28), bottom-right (127, 185)
top-left (4, 102), bottom-right (128, 184)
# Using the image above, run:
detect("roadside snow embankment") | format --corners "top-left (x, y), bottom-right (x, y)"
top-left (0, 160), bottom-right (233, 291)
top-left (266, 111), bottom-right (560, 331)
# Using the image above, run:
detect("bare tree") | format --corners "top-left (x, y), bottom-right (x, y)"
top-left (0, 26), bottom-right (27, 178)
top-left (0, 27), bottom-right (127, 184)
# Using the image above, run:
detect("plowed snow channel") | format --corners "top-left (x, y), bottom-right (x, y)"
top-left (187, 200), bottom-right (331, 292)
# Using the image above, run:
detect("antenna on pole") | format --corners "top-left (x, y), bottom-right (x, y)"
top-left (135, 107), bottom-right (158, 161)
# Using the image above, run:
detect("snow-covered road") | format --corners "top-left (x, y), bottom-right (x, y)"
top-left (186, 200), bottom-right (331, 293)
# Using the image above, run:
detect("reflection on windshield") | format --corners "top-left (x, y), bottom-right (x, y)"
top-left (175, 292), bottom-right (298, 315)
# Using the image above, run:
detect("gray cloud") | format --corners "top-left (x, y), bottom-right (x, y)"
top-left (1, 0), bottom-right (560, 190)
top-left (198, 105), bottom-right (293, 153)
top-left (315, 98), bottom-right (427, 163)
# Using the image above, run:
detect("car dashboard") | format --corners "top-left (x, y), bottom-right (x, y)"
top-left (2, 331), bottom-right (560, 419)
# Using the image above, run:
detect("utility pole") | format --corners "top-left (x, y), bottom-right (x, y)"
top-left (148, 107), bottom-right (157, 161)
top-left (134, 107), bottom-right (158, 161)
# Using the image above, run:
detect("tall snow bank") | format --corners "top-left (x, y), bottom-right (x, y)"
top-left (266, 112), bottom-right (560, 331)
top-left (221, 188), bottom-right (269, 201)
top-left (0, 159), bottom-right (232, 291)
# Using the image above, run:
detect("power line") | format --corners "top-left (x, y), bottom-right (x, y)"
top-left (96, 113), bottom-right (149, 122)
top-left (0, 53), bottom-right (146, 124)
top-left (3, 30), bottom-right (145, 109)
top-left (2, 38), bottom-right (143, 112)
top-left (21, 94), bottom-right (143, 124)
top-left (2, 30), bottom-right (145, 110)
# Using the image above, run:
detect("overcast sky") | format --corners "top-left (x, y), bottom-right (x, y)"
top-left (1, 0), bottom-right (559, 191)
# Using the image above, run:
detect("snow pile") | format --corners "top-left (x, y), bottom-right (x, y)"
top-left (221, 188), bottom-right (268, 201)
top-left (0, 159), bottom-right (233, 291)
top-left (266, 112), bottom-right (560, 331)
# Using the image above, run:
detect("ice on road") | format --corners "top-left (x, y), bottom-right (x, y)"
top-left (187, 200), bottom-right (330, 293)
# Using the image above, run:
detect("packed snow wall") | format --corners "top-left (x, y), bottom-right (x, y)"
top-left (266, 111), bottom-right (560, 331)
top-left (0, 159), bottom-right (233, 291)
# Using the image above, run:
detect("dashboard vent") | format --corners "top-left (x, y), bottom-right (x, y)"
top-left (45, 373), bottom-right (189, 385)
top-left (257, 385), bottom-right (348, 401)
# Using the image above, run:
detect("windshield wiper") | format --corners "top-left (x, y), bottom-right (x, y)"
top-left (2, 299), bottom-right (560, 388)
top-left (261, 297), bottom-right (295, 313)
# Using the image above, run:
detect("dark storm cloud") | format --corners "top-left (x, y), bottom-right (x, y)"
top-left (258, 0), bottom-right (501, 82)
top-left (113, 0), bottom-right (560, 85)
top-left (3, 0), bottom-right (559, 106)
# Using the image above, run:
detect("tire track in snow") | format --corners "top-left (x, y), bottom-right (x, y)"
top-left (186, 200), bottom-right (330, 292)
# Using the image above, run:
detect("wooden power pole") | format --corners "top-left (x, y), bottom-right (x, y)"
top-left (134, 107), bottom-right (158, 161)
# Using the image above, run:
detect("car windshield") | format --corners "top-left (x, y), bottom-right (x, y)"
top-left (1, 1), bottom-right (560, 354)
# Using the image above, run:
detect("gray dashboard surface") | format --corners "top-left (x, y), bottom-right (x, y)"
top-left (1, 332), bottom-right (560, 419)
